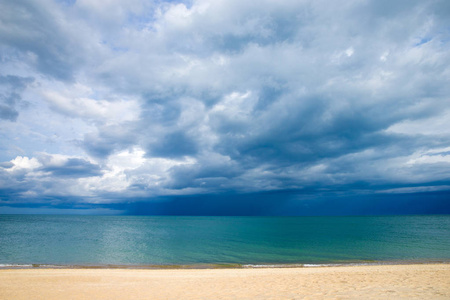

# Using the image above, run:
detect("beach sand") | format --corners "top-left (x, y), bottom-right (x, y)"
top-left (1, 264), bottom-right (449, 299)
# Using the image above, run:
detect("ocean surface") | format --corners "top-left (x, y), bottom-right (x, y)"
top-left (1, 215), bottom-right (449, 268)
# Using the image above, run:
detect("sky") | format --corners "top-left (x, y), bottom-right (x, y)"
top-left (1, 0), bottom-right (450, 215)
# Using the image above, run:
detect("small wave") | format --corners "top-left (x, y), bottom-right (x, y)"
top-left (35, 264), bottom-right (64, 268)
top-left (303, 264), bottom-right (343, 267)
top-left (242, 264), bottom-right (304, 268)
top-left (243, 263), bottom-right (359, 268)
top-left (0, 264), bottom-right (33, 268)
top-left (0, 263), bottom-right (65, 268)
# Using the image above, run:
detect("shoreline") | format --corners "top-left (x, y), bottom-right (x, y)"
top-left (1, 260), bottom-right (449, 270)
top-left (1, 263), bottom-right (449, 299)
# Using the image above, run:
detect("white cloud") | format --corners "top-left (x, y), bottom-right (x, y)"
top-left (386, 109), bottom-right (450, 135)
top-left (408, 154), bottom-right (450, 165)
top-left (211, 91), bottom-right (255, 119)
top-left (407, 147), bottom-right (450, 165)
top-left (78, 147), bottom-right (198, 198)
top-left (7, 156), bottom-right (41, 171)
top-left (379, 51), bottom-right (389, 61)
top-left (378, 185), bottom-right (450, 194)
top-left (42, 89), bottom-right (140, 125)
top-left (345, 47), bottom-right (354, 57)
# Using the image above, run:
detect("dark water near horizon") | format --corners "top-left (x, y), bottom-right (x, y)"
top-left (1, 215), bottom-right (449, 267)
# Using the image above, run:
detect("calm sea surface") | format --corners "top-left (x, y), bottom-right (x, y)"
top-left (1, 215), bottom-right (449, 267)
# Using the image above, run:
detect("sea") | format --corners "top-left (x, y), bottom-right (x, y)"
top-left (1, 215), bottom-right (449, 268)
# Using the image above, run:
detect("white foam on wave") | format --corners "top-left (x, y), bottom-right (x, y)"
top-left (243, 263), bottom-right (352, 268)
top-left (242, 264), bottom-right (304, 268)
top-left (0, 263), bottom-right (66, 268)
top-left (303, 264), bottom-right (342, 267)
top-left (0, 264), bottom-right (33, 267)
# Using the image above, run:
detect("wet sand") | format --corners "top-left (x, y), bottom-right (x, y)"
top-left (1, 264), bottom-right (449, 299)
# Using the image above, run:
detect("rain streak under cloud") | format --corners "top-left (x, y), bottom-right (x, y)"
top-left (1, 0), bottom-right (450, 215)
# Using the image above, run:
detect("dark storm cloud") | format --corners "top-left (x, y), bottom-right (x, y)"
top-left (166, 157), bottom-right (242, 190)
top-left (124, 188), bottom-right (450, 216)
top-left (0, 166), bottom-right (36, 201)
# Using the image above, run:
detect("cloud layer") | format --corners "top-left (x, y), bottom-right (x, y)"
top-left (1, 0), bottom-right (450, 214)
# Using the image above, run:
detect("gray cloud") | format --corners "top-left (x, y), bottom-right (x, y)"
top-left (148, 131), bottom-right (198, 158)
top-left (80, 124), bottom-right (138, 159)
top-left (0, 93), bottom-right (19, 121)
top-left (0, 75), bottom-right (33, 121)
top-left (40, 158), bottom-right (102, 178)
top-left (0, 0), bottom-right (104, 81)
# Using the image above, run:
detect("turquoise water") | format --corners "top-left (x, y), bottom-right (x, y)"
top-left (0, 215), bottom-right (449, 267)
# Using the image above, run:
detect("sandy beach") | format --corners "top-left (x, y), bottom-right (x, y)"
top-left (0, 264), bottom-right (449, 299)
